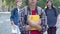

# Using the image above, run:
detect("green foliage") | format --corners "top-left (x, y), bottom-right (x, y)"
top-left (37, 0), bottom-right (46, 8)
top-left (2, 0), bottom-right (60, 13)
top-left (21, 0), bottom-right (26, 8)
top-left (53, 0), bottom-right (60, 13)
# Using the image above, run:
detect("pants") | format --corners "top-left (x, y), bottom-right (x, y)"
top-left (11, 25), bottom-right (21, 34)
top-left (47, 27), bottom-right (56, 34)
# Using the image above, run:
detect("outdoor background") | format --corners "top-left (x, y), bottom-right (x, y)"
top-left (0, 0), bottom-right (60, 12)
top-left (0, 0), bottom-right (60, 34)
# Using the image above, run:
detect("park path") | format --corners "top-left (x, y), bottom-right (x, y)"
top-left (0, 12), bottom-right (60, 34)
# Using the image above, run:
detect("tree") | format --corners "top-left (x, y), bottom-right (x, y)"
top-left (2, 0), bottom-right (60, 13)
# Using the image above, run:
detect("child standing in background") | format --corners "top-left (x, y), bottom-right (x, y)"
top-left (10, 0), bottom-right (22, 34)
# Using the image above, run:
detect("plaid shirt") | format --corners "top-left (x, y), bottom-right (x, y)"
top-left (18, 6), bottom-right (47, 34)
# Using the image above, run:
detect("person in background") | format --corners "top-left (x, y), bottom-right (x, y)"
top-left (19, 0), bottom-right (47, 34)
top-left (45, 0), bottom-right (58, 34)
top-left (10, 0), bottom-right (22, 34)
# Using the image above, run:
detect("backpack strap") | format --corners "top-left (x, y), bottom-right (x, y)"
top-left (24, 6), bottom-right (28, 15)
top-left (37, 6), bottom-right (42, 18)
top-left (37, 6), bottom-right (42, 15)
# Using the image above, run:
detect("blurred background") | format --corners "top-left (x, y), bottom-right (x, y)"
top-left (0, 0), bottom-right (60, 34)
top-left (0, 0), bottom-right (60, 12)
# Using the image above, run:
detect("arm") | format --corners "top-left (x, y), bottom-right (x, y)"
top-left (10, 9), bottom-right (15, 25)
top-left (55, 8), bottom-right (59, 17)
top-left (10, 8), bottom-right (17, 29)
top-left (40, 9), bottom-right (47, 32)
top-left (10, 9), bottom-right (14, 21)
top-left (18, 9), bottom-right (25, 31)
top-left (55, 8), bottom-right (59, 28)
top-left (27, 16), bottom-right (42, 31)
top-left (36, 19), bottom-right (42, 31)
top-left (18, 9), bottom-right (31, 31)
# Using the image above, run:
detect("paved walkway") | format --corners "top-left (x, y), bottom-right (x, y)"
top-left (0, 12), bottom-right (60, 34)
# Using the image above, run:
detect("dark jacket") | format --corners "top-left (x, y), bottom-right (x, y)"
top-left (10, 8), bottom-right (18, 26)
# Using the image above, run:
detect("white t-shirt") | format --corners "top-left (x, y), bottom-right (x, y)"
top-left (18, 8), bottom-right (20, 14)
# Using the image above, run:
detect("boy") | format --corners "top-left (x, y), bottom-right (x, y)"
top-left (19, 0), bottom-right (47, 34)
top-left (10, 0), bottom-right (22, 34)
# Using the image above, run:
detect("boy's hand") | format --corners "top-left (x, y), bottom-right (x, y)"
top-left (11, 21), bottom-right (14, 25)
top-left (11, 21), bottom-right (16, 30)
top-left (27, 16), bottom-right (42, 31)
top-left (36, 19), bottom-right (41, 25)
top-left (25, 25), bottom-right (31, 31)
top-left (27, 19), bottom-right (37, 27)
top-left (36, 25), bottom-right (42, 31)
